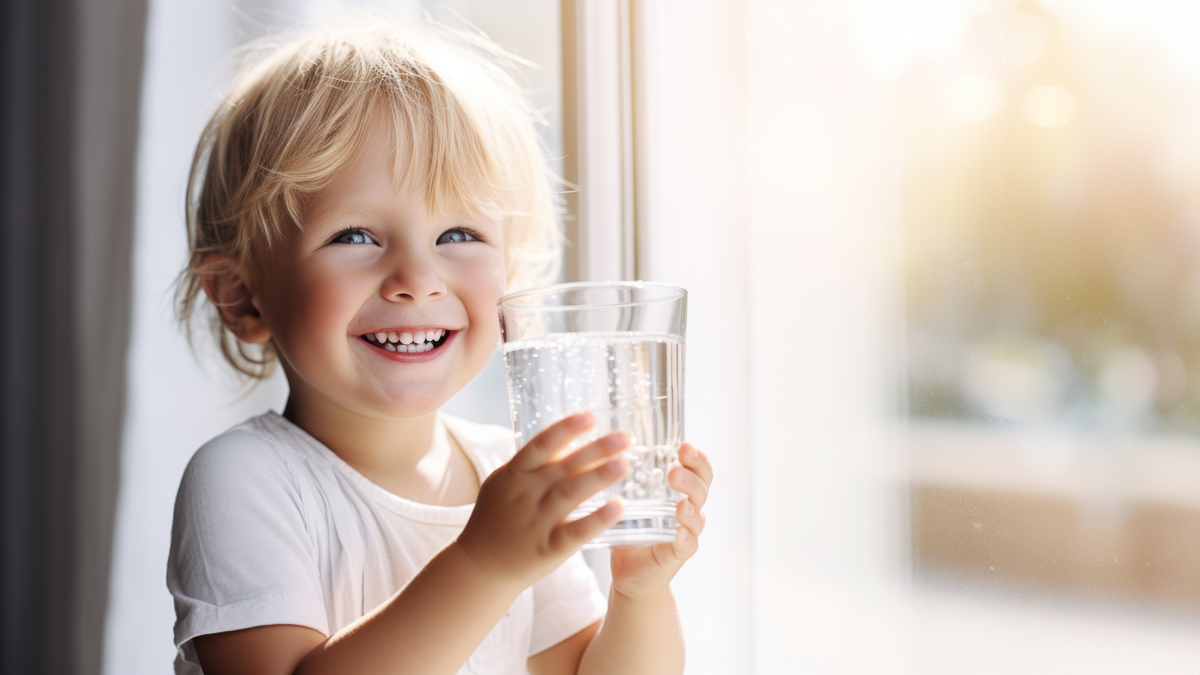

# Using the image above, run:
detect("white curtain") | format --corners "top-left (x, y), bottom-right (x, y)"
top-left (630, 2), bottom-right (909, 672)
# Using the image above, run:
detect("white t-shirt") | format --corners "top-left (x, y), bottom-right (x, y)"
top-left (167, 411), bottom-right (607, 675)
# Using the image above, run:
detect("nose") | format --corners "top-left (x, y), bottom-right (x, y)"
top-left (380, 245), bottom-right (447, 303)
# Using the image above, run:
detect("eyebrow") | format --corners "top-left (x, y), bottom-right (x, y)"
top-left (304, 203), bottom-right (384, 226)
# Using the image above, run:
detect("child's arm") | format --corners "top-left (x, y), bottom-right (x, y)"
top-left (193, 413), bottom-right (631, 675)
top-left (528, 443), bottom-right (713, 675)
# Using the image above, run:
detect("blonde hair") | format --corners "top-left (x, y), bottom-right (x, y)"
top-left (178, 22), bottom-right (560, 380)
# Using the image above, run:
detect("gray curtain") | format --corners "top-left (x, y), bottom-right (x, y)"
top-left (1, 0), bottom-right (146, 672)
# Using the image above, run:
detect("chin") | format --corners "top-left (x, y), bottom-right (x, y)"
top-left (373, 386), bottom-right (454, 419)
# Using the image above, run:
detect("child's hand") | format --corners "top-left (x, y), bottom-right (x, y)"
top-left (457, 412), bottom-right (630, 591)
top-left (609, 442), bottom-right (712, 600)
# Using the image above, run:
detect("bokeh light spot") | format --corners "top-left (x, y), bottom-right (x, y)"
top-left (943, 74), bottom-right (1005, 121)
top-left (1022, 84), bottom-right (1076, 127)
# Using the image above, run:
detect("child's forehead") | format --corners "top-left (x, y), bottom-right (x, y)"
top-left (350, 99), bottom-right (504, 221)
top-left (299, 113), bottom-right (485, 226)
top-left (303, 169), bottom-right (472, 225)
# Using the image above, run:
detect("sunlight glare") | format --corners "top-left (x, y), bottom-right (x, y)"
top-left (943, 74), bottom-right (1005, 121)
top-left (1021, 84), bottom-right (1076, 127)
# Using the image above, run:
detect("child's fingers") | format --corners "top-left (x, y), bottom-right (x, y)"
top-left (551, 500), bottom-right (623, 551)
top-left (542, 455), bottom-right (629, 519)
top-left (554, 430), bottom-right (631, 477)
top-left (669, 466), bottom-right (709, 510)
top-left (678, 443), bottom-right (713, 487)
top-left (676, 497), bottom-right (706, 539)
top-left (645, 524), bottom-right (698, 572)
top-left (511, 412), bottom-right (595, 472)
top-left (670, 520), bottom-right (700, 561)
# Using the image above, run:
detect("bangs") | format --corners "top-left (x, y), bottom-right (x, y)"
top-left (380, 77), bottom-right (511, 224)
top-left (258, 29), bottom-right (536, 236)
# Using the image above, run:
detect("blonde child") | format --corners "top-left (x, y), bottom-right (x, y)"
top-left (167, 23), bottom-right (712, 675)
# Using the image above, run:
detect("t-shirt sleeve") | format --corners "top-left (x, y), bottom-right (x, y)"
top-left (167, 428), bottom-right (328, 667)
top-left (528, 552), bottom-right (608, 655)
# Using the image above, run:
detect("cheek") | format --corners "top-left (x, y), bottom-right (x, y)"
top-left (489, 258), bottom-right (508, 296)
top-left (300, 278), bottom-right (357, 330)
top-left (460, 253), bottom-right (507, 335)
top-left (271, 263), bottom-right (365, 355)
top-left (462, 249), bottom-right (507, 298)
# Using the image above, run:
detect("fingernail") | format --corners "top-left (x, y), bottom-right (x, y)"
top-left (566, 408), bottom-right (595, 427)
top-left (601, 431), bottom-right (631, 449)
top-left (605, 458), bottom-right (628, 476)
top-left (684, 501), bottom-right (694, 516)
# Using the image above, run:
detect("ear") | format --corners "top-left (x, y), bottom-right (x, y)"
top-left (199, 255), bottom-right (272, 345)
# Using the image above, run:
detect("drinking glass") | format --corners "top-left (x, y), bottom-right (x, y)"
top-left (498, 281), bottom-right (687, 549)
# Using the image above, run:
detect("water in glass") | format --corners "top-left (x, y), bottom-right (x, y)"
top-left (504, 331), bottom-right (684, 547)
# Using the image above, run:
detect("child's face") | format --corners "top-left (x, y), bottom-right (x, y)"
top-left (250, 114), bottom-right (508, 420)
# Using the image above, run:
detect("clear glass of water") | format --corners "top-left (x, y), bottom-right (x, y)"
top-left (498, 281), bottom-right (687, 549)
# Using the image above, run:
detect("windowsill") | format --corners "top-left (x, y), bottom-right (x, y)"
top-left (908, 422), bottom-right (1200, 613)
top-left (910, 422), bottom-right (1200, 509)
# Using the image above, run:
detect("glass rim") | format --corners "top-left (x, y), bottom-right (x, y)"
top-left (498, 281), bottom-right (687, 311)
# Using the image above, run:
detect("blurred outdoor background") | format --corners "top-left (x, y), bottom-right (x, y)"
top-left (4, 0), bottom-right (1200, 673)
top-left (894, 0), bottom-right (1200, 670)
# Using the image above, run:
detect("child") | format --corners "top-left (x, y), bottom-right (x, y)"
top-left (167, 22), bottom-right (712, 675)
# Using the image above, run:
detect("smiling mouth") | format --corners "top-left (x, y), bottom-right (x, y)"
top-left (361, 328), bottom-right (452, 354)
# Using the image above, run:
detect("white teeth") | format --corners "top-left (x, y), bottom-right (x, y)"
top-left (368, 329), bottom-right (446, 350)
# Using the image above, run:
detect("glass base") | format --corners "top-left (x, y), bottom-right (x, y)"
top-left (576, 502), bottom-right (679, 550)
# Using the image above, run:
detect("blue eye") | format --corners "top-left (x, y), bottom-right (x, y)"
top-left (333, 228), bottom-right (374, 245)
top-left (437, 228), bottom-right (480, 245)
